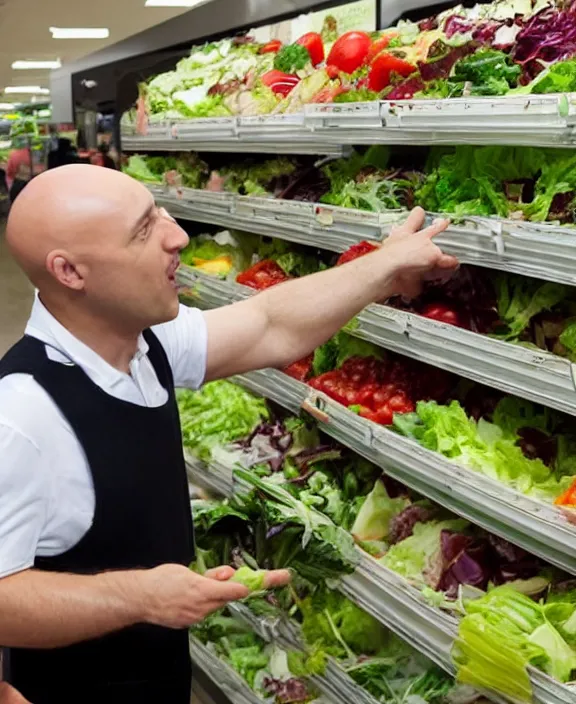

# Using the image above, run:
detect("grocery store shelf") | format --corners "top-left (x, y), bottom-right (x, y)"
top-left (178, 264), bottom-right (576, 418)
top-left (232, 367), bottom-right (576, 575)
top-left (179, 269), bottom-right (576, 572)
top-left (187, 459), bottom-right (575, 704)
top-left (121, 117), bottom-right (348, 156)
top-left (157, 187), bottom-right (576, 288)
top-left (123, 94), bottom-right (576, 152)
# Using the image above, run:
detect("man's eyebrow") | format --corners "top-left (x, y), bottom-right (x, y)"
top-left (131, 203), bottom-right (155, 236)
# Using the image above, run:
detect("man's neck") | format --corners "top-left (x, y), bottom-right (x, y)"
top-left (40, 295), bottom-right (141, 374)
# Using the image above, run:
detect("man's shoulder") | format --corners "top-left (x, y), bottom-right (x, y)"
top-left (0, 373), bottom-right (64, 443)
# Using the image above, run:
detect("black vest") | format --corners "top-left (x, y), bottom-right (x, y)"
top-left (0, 332), bottom-right (194, 704)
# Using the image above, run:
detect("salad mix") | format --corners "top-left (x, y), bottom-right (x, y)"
top-left (125, 142), bottom-right (576, 225)
top-left (123, 0), bottom-right (576, 127)
top-left (185, 393), bottom-right (576, 700)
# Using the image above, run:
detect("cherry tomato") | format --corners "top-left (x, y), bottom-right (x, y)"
top-left (368, 52), bottom-right (416, 92)
top-left (284, 355), bottom-right (313, 382)
top-left (296, 32), bottom-right (325, 66)
top-left (388, 394), bottom-right (415, 415)
top-left (375, 405), bottom-right (394, 426)
top-left (359, 407), bottom-right (380, 423)
top-left (337, 241), bottom-right (380, 266)
top-left (373, 384), bottom-right (396, 408)
top-left (421, 303), bottom-right (461, 327)
top-left (260, 40), bottom-right (283, 54)
top-left (327, 31), bottom-right (372, 74)
top-left (355, 383), bottom-right (380, 409)
top-left (326, 65), bottom-right (341, 79)
top-left (367, 36), bottom-right (395, 64)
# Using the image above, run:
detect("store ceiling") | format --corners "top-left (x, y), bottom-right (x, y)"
top-left (0, 0), bottom-right (192, 101)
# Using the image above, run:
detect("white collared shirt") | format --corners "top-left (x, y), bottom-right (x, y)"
top-left (0, 295), bottom-right (207, 578)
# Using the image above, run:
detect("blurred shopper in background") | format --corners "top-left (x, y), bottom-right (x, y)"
top-left (6, 146), bottom-right (31, 204)
top-left (47, 138), bottom-right (79, 171)
top-left (90, 142), bottom-right (116, 170)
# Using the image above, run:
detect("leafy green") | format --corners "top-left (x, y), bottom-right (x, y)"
top-left (395, 399), bottom-right (574, 502)
top-left (123, 155), bottom-right (163, 184)
top-left (517, 59), bottom-right (576, 96)
top-left (312, 331), bottom-right (383, 377)
top-left (334, 88), bottom-right (380, 103)
top-left (350, 479), bottom-right (410, 542)
top-left (381, 519), bottom-right (468, 586)
top-left (220, 157), bottom-right (297, 195)
top-left (452, 50), bottom-right (521, 94)
top-left (494, 274), bottom-right (569, 340)
top-left (231, 565), bottom-right (266, 592)
top-left (177, 382), bottom-right (269, 461)
top-left (274, 44), bottom-right (311, 73)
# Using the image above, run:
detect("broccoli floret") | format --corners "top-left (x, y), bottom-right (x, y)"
top-left (274, 44), bottom-right (311, 73)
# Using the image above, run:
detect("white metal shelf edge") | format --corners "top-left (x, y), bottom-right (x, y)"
top-left (123, 94), bottom-right (576, 150)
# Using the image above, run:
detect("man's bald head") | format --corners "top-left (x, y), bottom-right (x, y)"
top-left (6, 164), bottom-right (189, 334)
top-left (6, 164), bottom-right (151, 288)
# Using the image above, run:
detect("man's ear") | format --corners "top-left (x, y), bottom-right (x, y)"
top-left (45, 251), bottom-right (85, 291)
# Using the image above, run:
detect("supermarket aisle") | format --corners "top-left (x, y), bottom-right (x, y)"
top-left (0, 222), bottom-right (33, 355)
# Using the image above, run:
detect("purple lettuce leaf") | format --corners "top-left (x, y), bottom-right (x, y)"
top-left (263, 677), bottom-right (311, 703)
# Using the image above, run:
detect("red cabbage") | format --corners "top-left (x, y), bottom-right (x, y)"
top-left (386, 76), bottom-right (426, 100)
top-left (418, 41), bottom-right (479, 82)
top-left (512, 5), bottom-right (576, 82)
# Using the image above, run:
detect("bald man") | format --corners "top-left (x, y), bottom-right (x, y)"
top-left (0, 164), bottom-right (457, 704)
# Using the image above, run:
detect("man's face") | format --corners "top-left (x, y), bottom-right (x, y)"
top-left (77, 185), bottom-right (190, 330)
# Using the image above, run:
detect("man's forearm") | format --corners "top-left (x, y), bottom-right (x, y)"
top-left (203, 210), bottom-right (455, 380)
top-left (259, 249), bottom-right (396, 367)
top-left (0, 568), bottom-right (143, 648)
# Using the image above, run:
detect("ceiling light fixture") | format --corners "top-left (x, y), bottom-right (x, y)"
top-left (49, 27), bottom-right (109, 39)
top-left (145, 0), bottom-right (208, 7)
top-left (12, 60), bottom-right (62, 70)
top-left (4, 86), bottom-right (50, 94)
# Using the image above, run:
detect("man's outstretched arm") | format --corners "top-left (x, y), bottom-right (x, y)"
top-left (203, 208), bottom-right (456, 382)
top-left (0, 565), bottom-right (288, 649)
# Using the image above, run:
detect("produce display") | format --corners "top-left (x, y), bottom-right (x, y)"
top-left (122, 1), bottom-right (576, 702)
top-left (182, 384), bottom-right (576, 701)
top-left (123, 0), bottom-right (576, 128)
top-left (127, 143), bottom-right (576, 225)
top-left (193, 589), bottom-right (464, 704)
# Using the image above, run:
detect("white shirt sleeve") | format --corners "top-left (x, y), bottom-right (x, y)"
top-left (0, 423), bottom-right (49, 578)
top-left (152, 304), bottom-right (208, 390)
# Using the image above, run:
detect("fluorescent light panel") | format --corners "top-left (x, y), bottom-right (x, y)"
top-left (50, 27), bottom-right (109, 39)
top-left (4, 86), bottom-right (50, 94)
top-left (145, 0), bottom-right (206, 6)
top-left (12, 60), bottom-right (61, 69)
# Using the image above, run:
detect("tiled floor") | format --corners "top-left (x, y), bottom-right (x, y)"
top-left (0, 223), bottom-right (219, 703)
top-left (0, 223), bottom-right (33, 355)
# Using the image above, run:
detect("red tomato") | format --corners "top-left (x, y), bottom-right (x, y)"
top-left (421, 303), bottom-right (461, 327)
top-left (236, 259), bottom-right (290, 290)
top-left (327, 31), bottom-right (372, 75)
top-left (355, 383), bottom-right (380, 409)
top-left (372, 384), bottom-right (396, 408)
top-left (260, 70), bottom-right (300, 97)
top-left (260, 40), bottom-right (283, 54)
top-left (375, 405), bottom-right (394, 426)
top-left (342, 387), bottom-right (360, 407)
top-left (326, 65), bottom-right (341, 79)
top-left (368, 52), bottom-right (416, 92)
top-left (284, 355), bottom-right (313, 382)
top-left (296, 32), bottom-right (325, 66)
top-left (367, 36), bottom-right (393, 64)
top-left (337, 241), bottom-right (380, 266)
top-left (388, 394), bottom-right (415, 414)
top-left (359, 407), bottom-right (380, 423)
